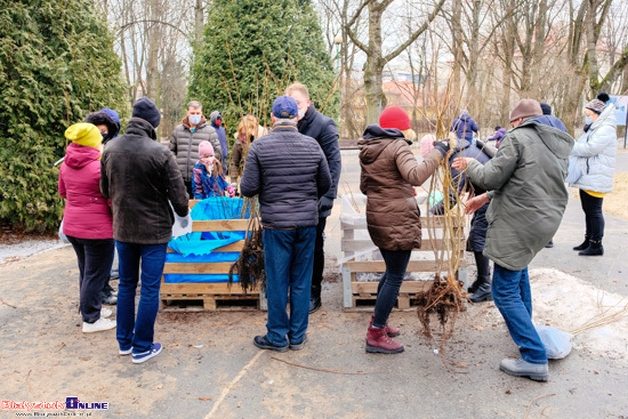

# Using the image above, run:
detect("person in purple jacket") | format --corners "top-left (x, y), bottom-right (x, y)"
top-left (451, 110), bottom-right (479, 142)
top-left (59, 123), bottom-right (116, 334)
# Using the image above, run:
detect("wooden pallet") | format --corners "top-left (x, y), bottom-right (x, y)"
top-left (348, 279), bottom-right (433, 311)
top-left (160, 202), bottom-right (265, 312)
top-left (341, 212), bottom-right (467, 309)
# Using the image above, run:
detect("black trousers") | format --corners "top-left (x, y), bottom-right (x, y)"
top-left (579, 189), bottom-right (605, 241)
top-left (310, 217), bottom-right (327, 299)
top-left (67, 236), bottom-right (115, 323)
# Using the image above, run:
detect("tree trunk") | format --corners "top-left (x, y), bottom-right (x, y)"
top-left (363, 2), bottom-right (385, 124)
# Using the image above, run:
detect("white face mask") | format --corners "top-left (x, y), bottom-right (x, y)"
top-left (189, 114), bottom-right (202, 126)
top-left (297, 106), bottom-right (307, 121)
top-left (584, 115), bottom-right (593, 126)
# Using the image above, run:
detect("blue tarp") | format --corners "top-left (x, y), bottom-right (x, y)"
top-left (165, 197), bottom-right (249, 283)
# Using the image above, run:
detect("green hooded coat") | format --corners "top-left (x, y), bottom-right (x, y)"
top-left (465, 120), bottom-right (574, 270)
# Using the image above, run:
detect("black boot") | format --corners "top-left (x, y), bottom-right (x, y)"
top-left (470, 277), bottom-right (492, 303)
top-left (467, 278), bottom-right (483, 294)
top-left (573, 236), bottom-right (590, 251)
top-left (309, 286), bottom-right (322, 313)
top-left (469, 251), bottom-right (490, 293)
top-left (578, 240), bottom-right (604, 256)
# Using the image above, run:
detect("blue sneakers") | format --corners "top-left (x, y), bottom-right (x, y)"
top-left (132, 343), bottom-right (163, 364)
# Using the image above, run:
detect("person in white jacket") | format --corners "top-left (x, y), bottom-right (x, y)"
top-left (569, 98), bottom-right (617, 256)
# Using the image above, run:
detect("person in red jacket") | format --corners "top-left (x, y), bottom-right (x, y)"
top-left (59, 123), bottom-right (115, 334)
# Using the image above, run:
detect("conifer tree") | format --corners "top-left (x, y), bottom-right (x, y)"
top-left (189, 0), bottom-right (336, 132)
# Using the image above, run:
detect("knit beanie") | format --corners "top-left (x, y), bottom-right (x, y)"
top-left (64, 123), bottom-right (102, 149)
top-left (198, 140), bottom-right (214, 158)
top-left (509, 99), bottom-right (542, 122)
top-left (132, 97), bottom-right (161, 128)
top-left (584, 99), bottom-right (605, 115)
top-left (379, 106), bottom-right (411, 130)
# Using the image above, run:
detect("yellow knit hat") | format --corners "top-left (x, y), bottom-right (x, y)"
top-left (64, 122), bottom-right (102, 149)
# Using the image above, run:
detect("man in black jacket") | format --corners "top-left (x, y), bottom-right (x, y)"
top-left (101, 97), bottom-right (189, 364)
top-left (241, 96), bottom-right (331, 352)
top-left (286, 82), bottom-right (341, 313)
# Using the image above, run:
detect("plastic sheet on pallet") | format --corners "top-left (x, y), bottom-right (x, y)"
top-left (165, 197), bottom-right (248, 283)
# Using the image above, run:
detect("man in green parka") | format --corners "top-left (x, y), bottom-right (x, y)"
top-left (453, 99), bottom-right (574, 382)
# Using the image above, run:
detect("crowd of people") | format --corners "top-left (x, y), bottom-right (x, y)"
top-left (57, 85), bottom-right (618, 379)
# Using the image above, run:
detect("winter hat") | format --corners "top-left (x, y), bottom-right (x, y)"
top-left (596, 92), bottom-right (610, 104)
top-left (271, 96), bottom-right (298, 119)
top-left (132, 96), bottom-right (161, 128)
top-left (209, 111), bottom-right (222, 124)
top-left (584, 98), bottom-right (605, 115)
top-left (540, 102), bottom-right (552, 115)
top-left (379, 106), bottom-right (411, 131)
top-left (198, 140), bottom-right (214, 158)
top-left (509, 99), bottom-right (542, 122)
top-left (65, 122), bottom-right (102, 149)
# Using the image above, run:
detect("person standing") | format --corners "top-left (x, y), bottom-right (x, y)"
top-left (209, 110), bottom-right (229, 170)
top-left (101, 97), bottom-right (189, 364)
top-left (59, 123), bottom-right (115, 333)
top-left (240, 96), bottom-right (331, 352)
top-left (450, 110), bottom-right (479, 142)
top-left (229, 114), bottom-right (267, 185)
top-left (169, 101), bottom-right (222, 196)
top-left (85, 107), bottom-right (122, 305)
top-left (431, 134), bottom-right (494, 303)
top-left (569, 98), bottom-right (617, 256)
top-left (285, 82), bottom-right (341, 313)
top-left (360, 106), bottom-right (448, 354)
top-left (453, 99), bottom-right (574, 381)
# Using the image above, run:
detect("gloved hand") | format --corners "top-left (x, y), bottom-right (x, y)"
top-left (318, 196), bottom-right (334, 214)
top-left (433, 140), bottom-right (450, 157)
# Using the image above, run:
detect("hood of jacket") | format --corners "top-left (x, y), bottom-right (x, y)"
top-left (64, 143), bottom-right (100, 169)
top-left (358, 124), bottom-right (409, 164)
top-left (517, 119), bottom-right (573, 160)
top-left (126, 117), bottom-right (157, 140)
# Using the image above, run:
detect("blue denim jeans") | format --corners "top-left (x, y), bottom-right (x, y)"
top-left (373, 249), bottom-right (412, 328)
top-left (492, 264), bottom-right (547, 364)
top-left (263, 226), bottom-right (316, 347)
top-left (115, 241), bottom-right (167, 354)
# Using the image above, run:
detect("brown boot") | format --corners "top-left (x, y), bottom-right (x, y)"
top-left (365, 326), bottom-right (404, 354)
top-left (369, 315), bottom-right (400, 337)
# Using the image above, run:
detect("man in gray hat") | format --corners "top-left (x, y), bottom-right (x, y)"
top-left (453, 99), bottom-right (574, 382)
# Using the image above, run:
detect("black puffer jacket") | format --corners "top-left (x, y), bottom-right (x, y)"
top-left (240, 122), bottom-right (331, 229)
top-left (100, 117), bottom-right (189, 244)
top-left (297, 105), bottom-right (341, 218)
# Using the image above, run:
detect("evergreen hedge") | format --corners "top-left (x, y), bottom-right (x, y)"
top-left (0, 0), bottom-right (126, 232)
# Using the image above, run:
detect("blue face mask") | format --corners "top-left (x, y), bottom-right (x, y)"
top-left (189, 114), bottom-right (202, 126)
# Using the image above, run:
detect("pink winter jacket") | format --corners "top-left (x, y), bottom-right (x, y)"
top-left (58, 143), bottom-right (113, 239)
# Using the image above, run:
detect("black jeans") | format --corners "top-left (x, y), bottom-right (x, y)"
top-left (310, 217), bottom-right (327, 299)
top-left (579, 189), bottom-right (604, 241)
top-left (373, 249), bottom-right (412, 328)
top-left (67, 236), bottom-right (115, 323)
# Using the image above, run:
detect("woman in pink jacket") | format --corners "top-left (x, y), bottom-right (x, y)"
top-left (59, 123), bottom-right (115, 333)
